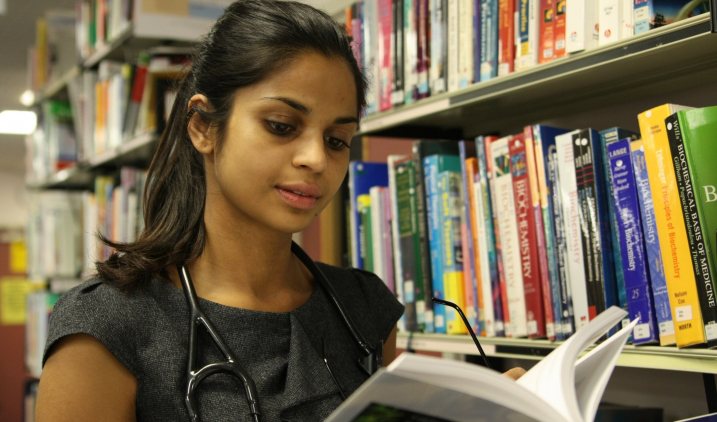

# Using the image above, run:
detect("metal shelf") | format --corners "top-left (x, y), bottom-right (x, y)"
top-left (35, 66), bottom-right (80, 104)
top-left (397, 332), bottom-right (717, 374)
top-left (359, 14), bottom-right (717, 138)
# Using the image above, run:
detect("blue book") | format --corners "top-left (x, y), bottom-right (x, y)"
top-left (459, 141), bottom-right (479, 331)
top-left (424, 154), bottom-right (461, 333)
top-left (473, 0), bottom-right (482, 84)
top-left (532, 125), bottom-right (570, 340)
top-left (607, 139), bottom-right (660, 345)
top-left (475, 136), bottom-right (504, 336)
top-left (479, 0), bottom-right (498, 81)
top-left (631, 140), bottom-right (676, 346)
top-left (599, 127), bottom-right (640, 333)
top-left (349, 162), bottom-right (389, 270)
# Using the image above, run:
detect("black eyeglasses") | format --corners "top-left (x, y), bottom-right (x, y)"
top-left (431, 297), bottom-right (492, 370)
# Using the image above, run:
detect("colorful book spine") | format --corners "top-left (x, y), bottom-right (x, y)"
top-left (460, 142), bottom-right (480, 332)
top-left (388, 155), bottom-right (407, 332)
top-left (378, 0), bottom-right (393, 112)
top-left (404, 0), bottom-right (418, 103)
top-left (473, 0), bottom-right (483, 83)
top-left (467, 158), bottom-right (490, 334)
top-left (439, 171), bottom-right (469, 334)
top-left (417, 0), bottom-right (431, 98)
top-left (533, 125), bottom-right (571, 339)
top-left (358, 194), bottom-right (373, 271)
top-left (392, 0), bottom-right (406, 106)
top-left (349, 161), bottom-right (389, 269)
top-left (509, 133), bottom-right (548, 338)
top-left (480, 0), bottom-right (499, 81)
top-left (370, 186), bottom-right (387, 284)
top-left (364, 0), bottom-right (379, 115)
top-left (556, 130), bottom-right (590, 331)
top-left (631, 140), bottom-right (676, 346)
top-left (554, 0), bottom-right (567, 57)
top-left (447, 0), bottom-right (460, 91)
top-left (476, 136), bottom-right (504, 336)
top-left (600, 127), bottom-right (640, 330)
top-left (396, 159), bottom-right (423, 331)
top-left (516, 0), bottom-right (540, 70)
top-left (608, 139), bottom-right (660, 345)
top-left (539, 0), bottom-right (556, 63)
top-left (491, 136), bottom-right (528, 337)
top-left (497, 0), bottom-right (515, 76)
top-left (638, 103), bottom-right (705, 348)
top-left (458, 0), bottom-right (475, 88)
top-left (667, 110), bottom-right (717, 348)
top-left (430, 0), bottom-right (449, 94)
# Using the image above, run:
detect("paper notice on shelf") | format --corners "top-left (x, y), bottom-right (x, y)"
top-left (10, 241), bottom-right (27, 274)
top-left (1, 277), bottom-right (30, 325)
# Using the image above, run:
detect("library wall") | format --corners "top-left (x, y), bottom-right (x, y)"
top-left (0, 170), bottom-right (29, 229)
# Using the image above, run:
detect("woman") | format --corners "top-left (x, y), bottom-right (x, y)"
top-left (37, 1), bottom-right (522, 420)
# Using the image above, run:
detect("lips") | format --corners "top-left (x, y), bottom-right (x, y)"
top-left (275, 183), bottom-right (322, 210)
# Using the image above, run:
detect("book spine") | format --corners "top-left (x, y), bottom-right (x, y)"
top-left (467, 159), bottom-right (489, 334)
top-left (539, 0), bottom-right (555, 63)
top-left (473, 0), bottom-right (482, 83)
top-left (497, 0), bottom-right (515, 76)
top-left (534, 127), bottom-right (564, 339)
top-left (491, 136), bottom-right (528, 337)
top-left (358, 194), bottom-right (372, 271)
top-left (566, 0), bottom-right (599, 53)
top-left (378, 0), bottom-right (393, 112)
top-left (516, 0), bottom-right (530, 70)
top-left (631, 141), bottom-right (676, 346)
top-left (556, 131), bottom-right (590, 331)
top-left (396, 160), bottom-right (421, 331)
top-left (526, 128), bottom-right (555, 339)
top-left (447, 0), bottom-right (460, 91)
top-left (430, 0), bottom-right (448, 94)
top-left (414, 146), bottom-right (436, 333)
top-left (477, 136), bottom-right (504, 336)
top-left (554, 0), bottom-right (567, 57)
top-left (621, 0), bottom-right (634, 39)
top-left (388, 157), bottom-right (407, 332)
top-left (547, 140), bottom-right (575, 337)
top-left (639, 105), bottom-right (706, 348)
top-left (458, 0), bottom-right (475, 88)
top-left (599, 0), bottom-right (621, 45)
top-left (509, 134), bottom-right (547, 338)
top-left (633, 0), bottom-right (649, 35)
top-left (480, 0), bottom-right (499, 81)
top-left (417, 0), bottom-right (430, 98)
top-left (667, 114), bottom-right (717, 348)
top-left (392, 0), bottom-right (406, 106)
top-left (364, 0), bottom-right (379, 115)
top-left (439, 171), bottom-right (468, 334)
top-left (462, 151), bottom-right (481, 333)
top-left (425, 156), bottom-right (448, 332)
top-left (370, 186), bottom-right (386, 281)
top-left (383, 188), bottom-right (395, 293)
top-left (404, 0), bottom-right (418, 104)
top-left (608, 139), bottom-right (660, 344)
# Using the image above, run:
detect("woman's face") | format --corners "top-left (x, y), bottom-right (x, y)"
top-left (200, 51), bottom-right (359, 234)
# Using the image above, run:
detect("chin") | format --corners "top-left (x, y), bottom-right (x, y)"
top-left (268, 212), bottom-right (318, 235)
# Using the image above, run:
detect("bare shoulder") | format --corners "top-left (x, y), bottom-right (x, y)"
top-left (37, 333), bottom-right (137, 422)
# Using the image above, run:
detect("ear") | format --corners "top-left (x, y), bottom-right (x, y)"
top-left (187, 94), bottom-right (215, 155)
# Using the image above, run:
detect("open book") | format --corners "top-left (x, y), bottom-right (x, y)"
top-left (327, 306), bottom-right (638, 422)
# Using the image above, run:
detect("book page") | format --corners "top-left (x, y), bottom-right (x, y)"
top-left (516, 306), bottom-right (628, 422)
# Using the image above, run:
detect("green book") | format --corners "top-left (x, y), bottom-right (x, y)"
top-left (668, 106), bottom-right (717, 347)
top-left (358, 194), bottom-right (373, 272)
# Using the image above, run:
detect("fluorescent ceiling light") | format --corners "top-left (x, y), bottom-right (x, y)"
top-left (0, 110), bottom-right (37, 135)
top-left (19, 90), bottom-right (35, 107)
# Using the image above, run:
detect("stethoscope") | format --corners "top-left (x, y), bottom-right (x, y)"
top-left (177, 241), bottom-right (383, 422)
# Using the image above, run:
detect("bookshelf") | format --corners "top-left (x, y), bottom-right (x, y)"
top-left (397, 333), bottom-right (717, 374)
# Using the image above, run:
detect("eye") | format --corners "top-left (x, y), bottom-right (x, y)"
top-left (267, 120), bottom-right (294, 135)
top-left (325, 137), bottom-right (349, 151)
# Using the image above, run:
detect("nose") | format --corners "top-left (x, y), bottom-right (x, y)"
top-left (292, 132), bottom-right (328, 173)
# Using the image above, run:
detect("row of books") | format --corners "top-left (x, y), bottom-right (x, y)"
top-left (25, 290), bottom-right (62, 378)
top-left (349, 103), bottom-right (717, 350)
top-left (76, 0), bottom-right (133, 60)
top-left (347, 0), bottom-right (708, 115)
top-left (29, 10), bottom-right (76, 93)
top-left (26, 101), bottom-right (77, 184)
top-left (25, 167), bottom-right (147, 279)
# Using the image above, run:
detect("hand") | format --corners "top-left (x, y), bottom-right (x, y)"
top-left (501, 367), bottom-right (526, 381)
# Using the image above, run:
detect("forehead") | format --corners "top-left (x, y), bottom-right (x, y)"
top-left (236, 51), bottom-right (359, 118)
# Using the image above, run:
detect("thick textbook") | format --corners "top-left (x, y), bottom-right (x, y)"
top-left (327, 306), bottom-right (638, 422)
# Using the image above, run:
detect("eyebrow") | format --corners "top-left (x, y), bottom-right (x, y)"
top-left (262, 96), bottom-right (359, 126)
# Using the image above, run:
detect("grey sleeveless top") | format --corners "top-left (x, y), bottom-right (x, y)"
top-left (43, 263), bottom-right (404, 421)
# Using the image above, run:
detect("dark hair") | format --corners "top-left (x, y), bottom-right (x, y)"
top-left (96, 0), bottom-right (367, 290)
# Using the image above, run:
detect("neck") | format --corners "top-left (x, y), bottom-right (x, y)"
top-left (168, 189), bottom-right (314, 312)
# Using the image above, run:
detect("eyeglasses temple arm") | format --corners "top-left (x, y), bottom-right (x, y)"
top-left (431, 297), bottom-right (492, 370)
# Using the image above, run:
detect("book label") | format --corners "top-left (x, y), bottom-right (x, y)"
top-left (634, 323), bottom-right (651, 340)
top-left (707, 323), bottom-right (717, 340)
top-left (675, 305), bottom-right (692, 322)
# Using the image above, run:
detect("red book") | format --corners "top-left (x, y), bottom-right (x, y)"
top-left (539, 0), bottom-right (555, 64)
top-left (485, 136), bottom-right (511, 335)
top-left (524, 126), bottom-right (556, 340)
top-left (508, 133), bottom-right (547, 338)
top-left (416, 0), bottom-right (430, 99)
top-left (554, 0), bottom-right (567, 58)
top-left (498, 0), bottom-right (515, 76)
top-left (378, 0), bottom-right (393, 111)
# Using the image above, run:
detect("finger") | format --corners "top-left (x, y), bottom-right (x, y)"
top-left (501, 367), bottom-right (527, 381)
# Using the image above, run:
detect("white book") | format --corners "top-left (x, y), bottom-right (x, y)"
top-left (404, 0), bottom-right (419, 101)
top-left (447, 0), bottom-right (460, 92)
top-left (429, 0), bottom-right (447, 94)
top-left (517, 0), bottom-right (541, 70)
top-left (598, 0), bottom-right (622, 45)
top-left (387, 155), bottom-right (407, 332)
top-left (458, 0), bottom-right (474, 88)
top-left (490, 136), bottom-right (528, 338)
top-left (328, 307), bottom-right (638, 422)
top-left (566, 0), bottom-right (600, 53)
top-left (473, 173), bottom-right (496, 337)
top-left (621, 0), bottom-right (634, 40)
top-left (363, 0), bottom-right (379, 114)
top-left (370, 186), bottom-right (387, 284)
top-left (555, 131), bottom-right (590, 332)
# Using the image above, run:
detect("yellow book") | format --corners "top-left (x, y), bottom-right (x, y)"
top-left (638, 104), bottom-right (705, 348)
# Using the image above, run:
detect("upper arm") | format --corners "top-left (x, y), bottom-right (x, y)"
top-left (37, 334), bottom-right (137, 422)
top-left (382, 325), bottom-right (398, 367)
